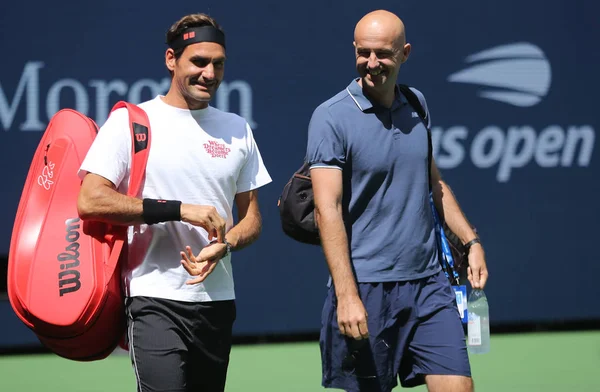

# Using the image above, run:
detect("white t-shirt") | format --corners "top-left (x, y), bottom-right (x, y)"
top-left (78, 96), bottom-right (272, 302)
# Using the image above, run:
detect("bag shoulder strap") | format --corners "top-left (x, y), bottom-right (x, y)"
top-left (109, 101), bottom-right (151, 197)
top-left (398, 84), bottom-right (427, 123)
top-left (99, 102), bottom-right (151, 281)
top-left (397, 84), bottom-right (432, 191)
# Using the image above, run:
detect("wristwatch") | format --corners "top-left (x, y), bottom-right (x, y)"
top-left (223, 239), bottom-right (232, 257)
top-left (464, 238), bottom-right (481, 253)
top-left (209, 239), bottom-right (233, 258)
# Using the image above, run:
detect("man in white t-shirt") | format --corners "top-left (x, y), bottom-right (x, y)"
top-left (77, 13), bottom-right (272, 392)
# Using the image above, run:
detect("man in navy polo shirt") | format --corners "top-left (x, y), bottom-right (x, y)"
top-left (306, 9), bottom-right (489, 392)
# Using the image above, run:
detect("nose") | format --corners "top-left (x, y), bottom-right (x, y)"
top-left (367, 52), bottom-right (379, 70)
top-left (202, 63), bottom-right (215, 81)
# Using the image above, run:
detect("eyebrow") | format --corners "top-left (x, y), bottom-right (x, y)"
top-left (356, 47), bottom-right (396, 55)
top-left (189, 55), bottom-right (227, 62)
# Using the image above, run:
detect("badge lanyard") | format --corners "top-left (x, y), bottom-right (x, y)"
top-left (429, 193), bottom-right (468, 324)
top-left (429, 194), bottom-right (460, 285)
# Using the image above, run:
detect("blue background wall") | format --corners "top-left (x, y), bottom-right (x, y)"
top-left (1, 0), bottom-right (598, 347)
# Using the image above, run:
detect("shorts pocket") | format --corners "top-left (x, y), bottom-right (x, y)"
top-left (342, 339), bottom-right (376, 378)
top-left (342, 337), bottom-right (392, 380)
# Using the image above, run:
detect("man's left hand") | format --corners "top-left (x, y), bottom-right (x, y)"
top-left (180, 243), bottom-right (227, 285)
top-left (467, 244), bottom-right (489, 289)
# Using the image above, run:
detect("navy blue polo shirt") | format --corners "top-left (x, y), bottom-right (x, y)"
top-left (306, 79), bottom-right (441, 282)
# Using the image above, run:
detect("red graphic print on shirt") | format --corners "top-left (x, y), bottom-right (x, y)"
top-left (203, 140), bottom-right (231, 159)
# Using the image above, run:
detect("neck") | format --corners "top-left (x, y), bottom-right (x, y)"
top-left (163, 87), bottom-right (209, 110)
top-left (358, 79), bottom-right (395, 108)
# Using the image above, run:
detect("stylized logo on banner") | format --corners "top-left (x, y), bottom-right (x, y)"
top-left (433, 42), bottom-right (595, 182)
top-left (448, 42), bottom-right (551, 107)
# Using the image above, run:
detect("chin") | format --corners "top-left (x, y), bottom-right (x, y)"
top-left (363, 77), bottom-right (386, 88)
top-left (190, 92), bottom-right (212, 102)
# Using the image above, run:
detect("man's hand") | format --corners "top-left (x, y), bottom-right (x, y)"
top-left (467, 244), bottom-right (489, 289)
top-left (180, 243), bottom-right (227, 285)
top-left (337, 295), bottom-right (369, 340)
top-left (180, 205), bottom-right (226, 242)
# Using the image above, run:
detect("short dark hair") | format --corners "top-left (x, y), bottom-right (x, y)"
top-left (166, 13), bottom-right (224, 59)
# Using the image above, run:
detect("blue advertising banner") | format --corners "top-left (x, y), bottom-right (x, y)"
top-left (1, 0), bottom-right (598, 345)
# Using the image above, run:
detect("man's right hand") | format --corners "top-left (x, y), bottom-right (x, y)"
top-left (337, 294), bottom-right (369, 340)
top-left (180, 204), bottom-right (226, 242)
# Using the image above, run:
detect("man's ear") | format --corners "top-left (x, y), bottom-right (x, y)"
top-left (401, 43), bottom-right (411, 63)
top-left (165, 48), bottom-right (177, 72)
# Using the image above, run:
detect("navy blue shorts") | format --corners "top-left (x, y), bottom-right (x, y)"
top-left (319, 271), bottom-right (471, 391)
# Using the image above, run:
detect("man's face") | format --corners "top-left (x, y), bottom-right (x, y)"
top-left (167, 42), bottom-right (226, 109)
top-left (354, 29), bottom-right (409, 91)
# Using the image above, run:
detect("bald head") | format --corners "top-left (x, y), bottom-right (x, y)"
top-left (353, 10), bottom-right (411, 97)
top-left (354, 10), bottom-right (406, 49)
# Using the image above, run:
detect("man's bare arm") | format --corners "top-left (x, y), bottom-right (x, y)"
top-left (312, 167), bottom-right (368, 339)
top-left (225, 189), bottom-right (263, 251)
top-left (77, 173), bottom-right (226, 240)
top-left (77, 173), bottom-right (143, 225)
top-left (429, 160), bottom-right (477, 245)
top-left (430, 159), bottom-right (488, 289)
top-left (179, 189), bottom-right (263, 284)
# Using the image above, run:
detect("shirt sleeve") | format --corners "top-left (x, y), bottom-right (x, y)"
top-left (78, 108), bottom-right (131, 188)
top-left (305, 105), bottom-right (346, 170)
top-left (236, 122), bottom-right (273, 194)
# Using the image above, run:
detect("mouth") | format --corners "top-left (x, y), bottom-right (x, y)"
top-left (367, 68), bottom-right (384, 77)
top-left (191, 79), bottom-right (215, 90)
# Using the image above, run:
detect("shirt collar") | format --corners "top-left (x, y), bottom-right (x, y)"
top-left (345, 78), bottom-right (406, 112)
